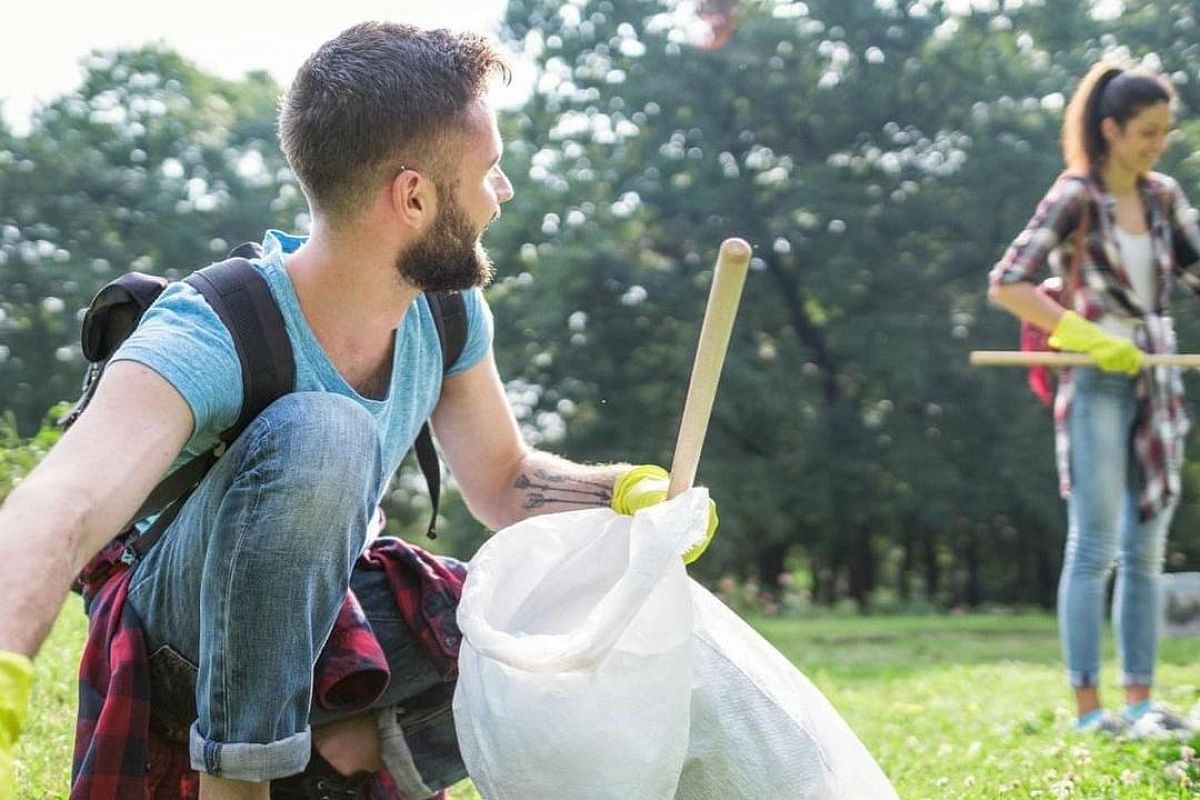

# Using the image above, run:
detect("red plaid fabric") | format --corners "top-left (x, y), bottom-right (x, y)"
top-left (71, 535), bottom-right (463, 799)
top-left (358, 538), bottom-right (466, 678)
top-left (72, 563), bottom-right (151, 799)
top-left (1020, 279), bottom-right (1066, 406)
top-left (989, 170), bottom-right (1200, 520)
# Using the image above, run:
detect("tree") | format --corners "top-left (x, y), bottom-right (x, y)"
top-left (0, 46), bottom-right (304, 434)
top-left (484, 0), bottom-right (1200, 607)
top-left (7, 5), bottom-right (1200, 604)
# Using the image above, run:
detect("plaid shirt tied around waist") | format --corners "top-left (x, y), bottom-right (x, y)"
top-left (989, 170), bottom-right (1200, 520)
top-left (71, 533), bottom-right (465, 800)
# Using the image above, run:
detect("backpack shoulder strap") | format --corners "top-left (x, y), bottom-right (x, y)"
top-left (126, 249), bottom-right (295, 561)
top-left (185, 256), bottom-right (295, 439)
top-left (412, 290), bottom-right (470, 539)
top-left (425, 291), bottom-right (469, 372)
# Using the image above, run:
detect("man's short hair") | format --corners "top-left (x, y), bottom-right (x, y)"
top-left (279, 22), bottom-right (510, 221)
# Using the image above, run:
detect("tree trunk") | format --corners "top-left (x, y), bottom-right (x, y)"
top-left (809, 556), bottom-right (824, 606)
top-left (899, 528), bottom-right (915, 603)
top-left (1037, 536), bottom-right (1059, 610)
top-left (848, 523), bottom-right (875, 613)
top-left (922, 530), bottom-right (940, 603)
top-left (964, 526), bottom-right (982, 608)
top-left (756, 541), bottom-right (788, 600)
top-left (813, 552), bottom-right (840, 607)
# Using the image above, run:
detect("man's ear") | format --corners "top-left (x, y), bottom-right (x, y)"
top-left (389, 169), bottom-right (436, 231)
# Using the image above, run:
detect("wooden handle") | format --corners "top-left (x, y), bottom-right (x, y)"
top-left (668, 238), bottom-right (752, 499)
top-left (969, 351), bottom-right (1200, 368)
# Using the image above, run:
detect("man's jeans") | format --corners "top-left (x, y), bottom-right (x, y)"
top-left (1060, 368), bottom-right (1174, 689)
top-left (126, 393), bottom-right (465, 790)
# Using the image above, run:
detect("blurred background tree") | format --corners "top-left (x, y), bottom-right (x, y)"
top-left (5, 0), bottom-right (1200, 611)
top-left (0, 46), bottom-right (304, 432)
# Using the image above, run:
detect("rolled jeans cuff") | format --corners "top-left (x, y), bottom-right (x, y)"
top-left (1122, 672), bottom-right (1154, 688)
top-left (189, 721), bottom-right (311, 781)
top-left (1067, 669), bottom-right (1099, 689)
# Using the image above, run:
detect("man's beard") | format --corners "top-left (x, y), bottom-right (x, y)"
top-left (397, 193), bottom-right (495, 292)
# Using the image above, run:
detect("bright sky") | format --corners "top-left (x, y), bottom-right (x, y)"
top-left (1, 0), bottom-right (519, 135)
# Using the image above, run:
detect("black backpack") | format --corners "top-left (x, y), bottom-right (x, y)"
top-left (62, 242), bottom-right (466, 566)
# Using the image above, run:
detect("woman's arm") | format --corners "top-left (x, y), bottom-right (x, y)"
top-left (988, 280), bottom-right (1067, 332)
top-left (988, 176), bottom-right (1088, 313)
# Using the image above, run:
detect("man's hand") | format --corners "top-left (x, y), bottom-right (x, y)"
top-left (1049, 311), bottom-right (1144, 375)
top-left (0, 651), bottom-right (32, 800)
top-left (611, 465), bottom-right (719, 563)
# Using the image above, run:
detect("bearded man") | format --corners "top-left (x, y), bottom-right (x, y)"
top-left (0, 22), bottom-right (717, 800)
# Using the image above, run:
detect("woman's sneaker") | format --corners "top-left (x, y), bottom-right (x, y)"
top-left (1125, 702), bottom-right (1196, 740)
top-left (1074, 709), bottom-right (1128, 735)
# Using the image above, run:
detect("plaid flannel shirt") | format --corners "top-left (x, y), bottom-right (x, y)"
top-left (70, 533), bottom-right (465, 800)
top-left (989, 170), bottom-right (1200, 520)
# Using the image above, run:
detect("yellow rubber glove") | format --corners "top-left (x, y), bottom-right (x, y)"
top-left (0, 652), bottom-right (33, 800)
top-left (1049, 311), bottom-right (1143, 375)
top-left (611, 465), bottom-right (719, 564)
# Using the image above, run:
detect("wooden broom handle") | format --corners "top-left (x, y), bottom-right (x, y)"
top-left (970, 351), bottom-right (1200, 368)
top-left (668, 238), bottom-right (752, 499)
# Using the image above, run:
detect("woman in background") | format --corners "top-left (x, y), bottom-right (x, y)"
top-left (989, 62), bottom-right (1200, 737)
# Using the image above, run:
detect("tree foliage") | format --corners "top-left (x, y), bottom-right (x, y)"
top-left (0, 46), bottom-right (304, 432)
top-left (482, 0), bottom-right (1200, 607)
top-left (6, 2), bottom-right (1200, 608)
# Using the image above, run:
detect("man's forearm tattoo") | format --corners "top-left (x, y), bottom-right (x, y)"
top-left (515, 468), bottom-right (612, 510)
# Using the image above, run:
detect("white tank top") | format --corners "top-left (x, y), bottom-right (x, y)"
top-left (1099, 227), bottom-right (1156, 340)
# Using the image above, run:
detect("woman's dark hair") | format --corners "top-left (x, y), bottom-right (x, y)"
top-left (1062, 62), bottom-right (1174, 171)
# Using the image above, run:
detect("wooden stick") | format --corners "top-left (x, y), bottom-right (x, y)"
top-left (668, 238), bottom-right (752, 499)
top-left (969, 351), bottom-right (1200, 368)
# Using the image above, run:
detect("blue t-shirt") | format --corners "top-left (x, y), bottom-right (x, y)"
top-left (111, 230), bottom-right (493, 504)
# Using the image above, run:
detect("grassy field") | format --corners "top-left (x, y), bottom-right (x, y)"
top-left (15, 599), bottom-right (1200, 798)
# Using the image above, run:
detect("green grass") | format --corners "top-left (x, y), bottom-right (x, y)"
top-left (15, 602), bottom-right (1200, 798)
top-left (751, 613), bottom-right (1200, 799)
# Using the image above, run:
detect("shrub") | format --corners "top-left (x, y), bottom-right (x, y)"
top-left (0, 407), bottom-right (65, 504)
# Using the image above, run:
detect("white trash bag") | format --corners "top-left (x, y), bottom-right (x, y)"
top-left (455, 489), bottom-right (897, 799)
top-left (677, 582), bottom-right (898, 799)
top-left (453, 489), bottom-right (710, 800)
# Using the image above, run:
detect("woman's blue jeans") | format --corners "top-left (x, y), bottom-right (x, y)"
top-left (125, 393), bottom-right (464, 790)
top-left (1060, 368), bottom-right (1174, 689)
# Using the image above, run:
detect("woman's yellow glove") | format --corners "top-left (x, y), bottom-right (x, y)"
top-left (611, 465), bottom-right (719, 564)
top-left (1049, 311), bottom-right (1143, 375)
top-left (0, 652), bottom-right (33, 800)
